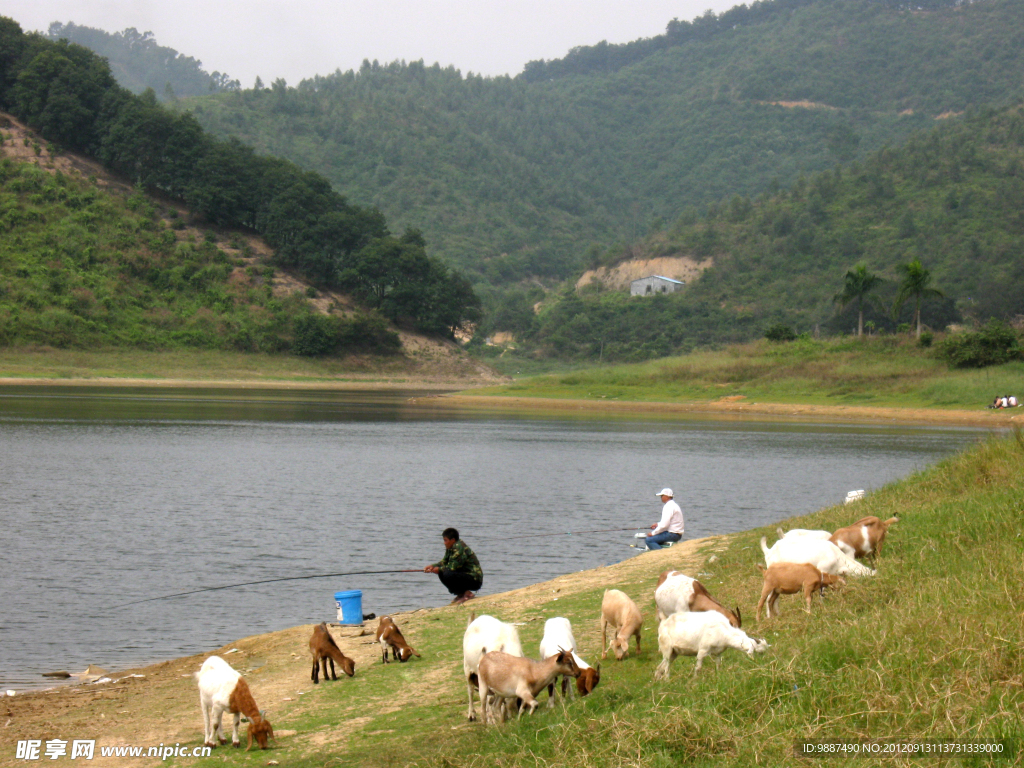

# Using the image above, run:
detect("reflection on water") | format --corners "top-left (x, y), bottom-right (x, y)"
top-left (0, 385), bottom-right (989, 689)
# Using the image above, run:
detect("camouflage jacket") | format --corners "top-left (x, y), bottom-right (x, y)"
top-left (434, 540), bottom-right (483, 581)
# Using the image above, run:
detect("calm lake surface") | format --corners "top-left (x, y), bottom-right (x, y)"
top-left (0, 385), bottom-right (992, 689)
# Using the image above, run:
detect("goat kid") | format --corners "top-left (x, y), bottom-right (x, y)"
top-left (829, 516), bottom-right (899, 560)
top-left (755, 562), bottom-right (845, 620)
top-left (463, 614), bottom-right (524, 722)
top-left (654, 611), bottom-right (768, 679)
top-left (196, 655), bottom-right (274, 750)
top-left (655, 570), bottom-right (741, 627)
top-left (538, 617), bottom-right (600, 703)
top-left (309, 622), bottom-right (356, 683)
top-left (477, 649), bottom-right (580, 724)
top-left (375, 616), bottom-right (420, 663)
top-left (601, 589), bottom-right (643, 660)
top-left (761, 536), bottom-right (876, 577)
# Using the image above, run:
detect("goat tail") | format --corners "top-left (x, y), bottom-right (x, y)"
top-left (759, 536), bottom-right (770, 559)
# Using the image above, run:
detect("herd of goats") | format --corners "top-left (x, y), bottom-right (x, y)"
top-left (194, 513), bottom-right (899, 745)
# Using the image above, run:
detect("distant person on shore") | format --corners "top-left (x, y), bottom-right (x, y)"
top-left (1010, 395), bottom-right (1019, 407)
top-left (424, 528), bottom-right (483, 605)
top-left (645, 488), bottom-right (685, 550)
top-left (989, 396), bottom-right (1003, 409)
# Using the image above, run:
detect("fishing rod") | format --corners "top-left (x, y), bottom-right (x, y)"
top-left (109, 569), bottom-right (424, 609)
top-left (110, 528), bottom-right (648, 608)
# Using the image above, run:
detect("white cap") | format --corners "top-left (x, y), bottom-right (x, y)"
top-left (656, 488), bottom-right (674, 497)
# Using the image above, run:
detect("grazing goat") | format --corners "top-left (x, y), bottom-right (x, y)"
top-left (761, 536), bottom-right (876, 577)
top-left (196, 655), bottom-right (274, 750)
top-left (309, 622), bottom-right (355, 683)
top-left (462, 614), bottom-right (523, 721)
top-left (477, 650), bottom-right (580, 724)
top-left (654, 570), bottom-right (741, 627)
top-left (755, 563), bottom-right (845, 620)
top-left (653, 611), bottom-right (768, 679)
top-left (829, 516), bottom-right (899, 560)
top-left (538, 617), bottom-right (600, 702)
top-left (600, 589), bottom-right (643, 661)
top-left (777, 527), bottom-right (832, 540)
top-left (375, 616), bottom-right (420, 663)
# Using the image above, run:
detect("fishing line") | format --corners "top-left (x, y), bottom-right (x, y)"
top-left (109, 528), bottom-right (647, 608)
top-left (109, 569), bottom-right (424, 609)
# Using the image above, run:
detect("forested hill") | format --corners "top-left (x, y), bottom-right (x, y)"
top-left (44, 23), bottom-right (240, 100)
top-left (0, 16), bottom-right (481, 347)
top-left (176, 0), bottom-right (1024, 293)
top-left (502, 104), bottom-right (1024, 362)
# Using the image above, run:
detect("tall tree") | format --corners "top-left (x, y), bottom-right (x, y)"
top-left (833, 264), bottom-right (883, 337)
top-left (893, 259), bottom-right (944, 338)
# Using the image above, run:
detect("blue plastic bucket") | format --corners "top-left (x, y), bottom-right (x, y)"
top-left (334, 590), bottom-right (363, 625)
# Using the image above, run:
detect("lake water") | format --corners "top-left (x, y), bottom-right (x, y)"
top-left (0, 385), bottom-right (992, 690)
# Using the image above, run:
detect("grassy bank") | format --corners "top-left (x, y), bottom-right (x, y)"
top-left (0, 345), bottom-right (498, 387)
top-left (86, 429), bottom-right (1019, 768)
top-left (469, 336), bottom-right (1024, 411)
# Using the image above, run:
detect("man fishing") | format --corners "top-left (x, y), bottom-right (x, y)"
top-left (645, 487), bottom-right (685, 550)
top-left (424, 527), bottom-right (483, 605)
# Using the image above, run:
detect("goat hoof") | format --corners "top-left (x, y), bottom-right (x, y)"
top-left (232, 742), bottom-right (240, 748)
top-left (204, 742), bottom-right (216, 749)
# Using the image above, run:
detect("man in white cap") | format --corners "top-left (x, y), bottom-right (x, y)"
top-left (645, 488), bottom-right (684, 550)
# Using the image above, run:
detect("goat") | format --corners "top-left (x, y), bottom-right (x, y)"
top-left (309, 622), bottom-right (355, 683)
top-left (538, 617), bottom-right (600, 703)
top-left (600, 589), bottom-right (643, 661)
top-left (777, 527), bottom-right (832, 540)
top-left (653, 611), bottom-right (768, 679)
top-left (462, 614), bottom-right (523, 722)
top-left (477, 649), bottom-right (580, 724)
top-left (375, 616), bottom-right (420, 663)
top-left (829, 516), bottom-right (899, 561)
top-left (761, 536), bottom-right (876, 577)
top-left (654, 570), bottom-right (741, 627)
top-left (755, 562), bottom-right (845, 620)
top-left (196, 655), bottom-right (274, 750)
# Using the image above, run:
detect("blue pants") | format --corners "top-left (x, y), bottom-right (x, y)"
top-left (645, 531), bottom-right (682, 550)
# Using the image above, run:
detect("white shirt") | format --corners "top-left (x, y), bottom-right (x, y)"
top-left (653, 499), bottom-right (685, 535)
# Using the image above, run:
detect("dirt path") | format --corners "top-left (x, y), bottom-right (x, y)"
top-left (0, 541), bottom-right (712, 767)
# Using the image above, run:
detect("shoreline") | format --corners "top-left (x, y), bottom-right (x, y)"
top-left (439, 393), bottom-right (1023, 428)
top-left (0, 376), bottom-right (1020, 427)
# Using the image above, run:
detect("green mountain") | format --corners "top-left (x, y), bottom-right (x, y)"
top-left (179, 0), bottom-right (1024, 294)
top-left (45, 22), bottom-right (239, 99)
top-left (503, 103), bottom-right (1024, 362)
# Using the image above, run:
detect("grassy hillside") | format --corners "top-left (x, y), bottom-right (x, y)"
top-left (0, 118), bottom-right (403, 358)
top-left (180, 0), bottom-right (1024, 293)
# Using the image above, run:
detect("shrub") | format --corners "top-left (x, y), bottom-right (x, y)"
top-left (918, 331), bottom-right (934, 347)
top-left (293, 313), bottom-right (339, 357)
top-left (938, 321), bottom-right (1021, 368)
top-left (764, 323), bottom-right (797, 342)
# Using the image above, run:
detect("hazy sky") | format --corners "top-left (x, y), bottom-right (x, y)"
top-left (5, 1), bottom-right (740, 86)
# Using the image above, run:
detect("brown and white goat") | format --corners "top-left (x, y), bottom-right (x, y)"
top-left (309, 622), bottom-right (355, 683)
top-left (830, 516), bottom-right (899, 561)
top-left (755, 563), bottom-right (845, 620)
top-left (462, 614), bottom-right (524, 721)
top-left (375, 615), bottom-right (420, 663)
top-left (600, 589), bottom-right (643, 660)
top-left (196, 655), bottom-right (274, 750)
top-left (477, 649), bottom-right (580, 724)
top-left (655, 570), bottom-right (741, 627)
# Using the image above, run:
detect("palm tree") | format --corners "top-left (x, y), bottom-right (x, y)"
top-left (893, 259), bottom-right (944, 338)
top-left (834, 264), bottom-right (883, 337)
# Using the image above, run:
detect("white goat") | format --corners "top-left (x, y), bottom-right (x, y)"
top-left (761, 536), bottom-right (876, 577)
top-left (477, 650), bottom-right (580, 724)
top-left (538, 617), bottom-right (600, 702)
top-left (654, 570), bottom-right (741, 626)
top-left (600, 589), bottom-right (643, 661)
top-left (462, 614), bottom-right (523, 721)
top-left (653, 611), bottom-right (768, 679)
top-left (196, 655), bottom-right (273, 750)
top-left (777, 527), bottom-right (832, 540)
